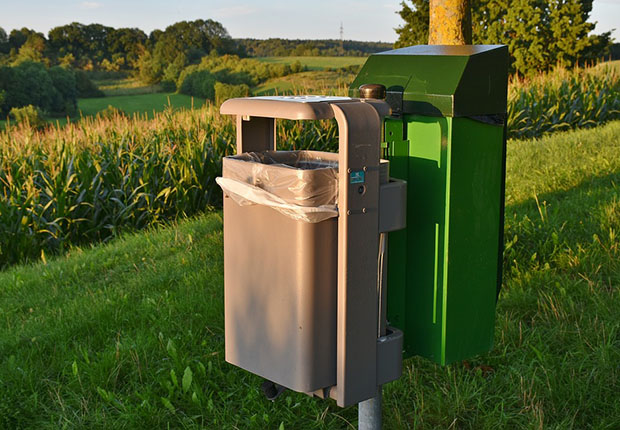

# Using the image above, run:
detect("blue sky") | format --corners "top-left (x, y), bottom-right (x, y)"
top-left (0, 0), bottom-right (618, 43)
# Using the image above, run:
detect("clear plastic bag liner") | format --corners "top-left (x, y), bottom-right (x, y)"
top-left (216, 177), bottom-right (338, 223)
top-left (218, 150), bottom-right (339, 223)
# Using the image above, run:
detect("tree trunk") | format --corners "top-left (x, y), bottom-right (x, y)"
top-left (429, 0), bottom-right (472, 45)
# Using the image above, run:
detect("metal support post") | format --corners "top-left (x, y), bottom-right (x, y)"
top-left (359, 389), bottom-right (382, 430)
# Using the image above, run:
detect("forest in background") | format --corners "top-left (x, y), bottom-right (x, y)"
top-left (0, 22), bottom-right (390, 72)
top-left (0, 3), bottom-right (617, 120)
top-left (0, 20), bottom-right (391, 118)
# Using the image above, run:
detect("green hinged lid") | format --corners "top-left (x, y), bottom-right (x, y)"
top-left (349, 45), bottom-right (509, 117)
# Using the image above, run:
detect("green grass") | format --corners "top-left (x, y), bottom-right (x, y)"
top-left (2, 92), bottom-right (205, 130)
top-left (77, 93), bottom-right (207, 118)
top-left (1, 121), bottom-right (618, 428)
top-left (253, 70), bottom-right (357, 96)
top-left (93, 78), bottom-right (163, 97)
top-left (257, 56), bottom-right (367, 71)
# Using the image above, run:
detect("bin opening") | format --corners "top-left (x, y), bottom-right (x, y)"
top-left (217, 150), bottom-right (339, 223)
top-left (231, 150), bottom-right (338, 170)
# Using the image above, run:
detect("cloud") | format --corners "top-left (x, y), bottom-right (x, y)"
top-left (213, 5), bottom-right (256, 18)
top-left (79, 1), bottom-right (102, 10)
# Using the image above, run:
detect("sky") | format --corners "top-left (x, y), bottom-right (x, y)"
top-left (0, 0), bottom-right (618, 43)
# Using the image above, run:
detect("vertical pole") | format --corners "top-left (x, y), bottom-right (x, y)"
top-left (428, 0), bottom-right (472, 45)
top-left (359, 391), bottom-right (382, 430)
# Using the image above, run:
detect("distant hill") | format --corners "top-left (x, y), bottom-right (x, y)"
top-left (235, 38), bottom-right (393, 57)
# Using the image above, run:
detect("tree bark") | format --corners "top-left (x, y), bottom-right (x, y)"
top-left (429, 0), bottom-right (472, 45)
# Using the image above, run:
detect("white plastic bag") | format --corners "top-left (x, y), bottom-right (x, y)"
top-left (216, 176), bottom-right (338, 223)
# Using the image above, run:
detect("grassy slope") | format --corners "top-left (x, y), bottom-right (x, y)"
top-left (77, 93), bottom-right (206, 119)
top-left (93, 78), bottom-right (163, 97)
top-left (1, 93), bottom-right (207, 130)
top-left (253, 70), bottom-right (356, 96)
top-left (257, 56), bottom-right (367, 70)
top-left (0, 122), bottom-right (619, 429)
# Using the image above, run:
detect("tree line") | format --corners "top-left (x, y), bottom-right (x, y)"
top-left (0, 21), bottom-right (391, 74)
top-left (0, 62), bottom-right (102, 118)
top-left (0, 19), bottom-right (391, 119)
top-left (0, 20), bottom-right (235, 71)
top-left (396, 0), bottom-right (614, 75)
top-left (236, 39), bottom-right (392, 57)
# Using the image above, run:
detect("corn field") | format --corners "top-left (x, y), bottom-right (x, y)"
top-left (0, 108), bottom-right (235, 266)
top-left (0, 63), bottom-right (618, 267)
top-left (508, 63), bottom-right (619, 138)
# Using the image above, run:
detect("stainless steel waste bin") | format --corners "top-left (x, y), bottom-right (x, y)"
top-left (218, 96), bottom-right (405, 407)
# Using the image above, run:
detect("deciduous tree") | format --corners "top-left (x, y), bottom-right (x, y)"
top-left (395, 0), bottom-right (613, 74)
top-left (0, 27), bottom-right (9, 55)
top-left (429, 0), bottom-right (471, 44)
top-left (395, 0), bottom-right (430, 47)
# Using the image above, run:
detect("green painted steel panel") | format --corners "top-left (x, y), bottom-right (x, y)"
top-left (385, 115), bottom-right (504, 365)
top-left (444, 118), bottom-right (504, 361)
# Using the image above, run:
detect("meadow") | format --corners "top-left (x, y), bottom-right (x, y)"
top-left (94, 77), bottom-right (163, 97)
top-left (77, 93), bottom-right (205, 118)
top-left (257, 56), bottom-right (367, 70)
top-left (0, 54), bottom-right (618, 429)
top-left (253, 70), bottom-right (356, 96)
top-left (0, 120), bottom-right (618, 428)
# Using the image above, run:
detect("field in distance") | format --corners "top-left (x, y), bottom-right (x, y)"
top-left (257, 56), bottom-right (367, 70)
top-left (78, 93), bottom-right (206, 118)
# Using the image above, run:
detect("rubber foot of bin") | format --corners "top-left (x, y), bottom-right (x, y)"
top-left (261, 380), bottom-right (286, 401)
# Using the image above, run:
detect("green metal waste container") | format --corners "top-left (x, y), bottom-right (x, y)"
top-left (350, 45), bottom-right (508, 365)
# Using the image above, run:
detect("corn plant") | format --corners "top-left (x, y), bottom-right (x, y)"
top-left (0, 63), bottom-right (617, 267)
top-left (508, 64), bottom-right (619, 139)
top-left (0, 107), bottom-right (237, 267)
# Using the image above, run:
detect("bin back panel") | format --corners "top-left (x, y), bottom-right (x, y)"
top-left (444, 118), bottom-right (504, 361)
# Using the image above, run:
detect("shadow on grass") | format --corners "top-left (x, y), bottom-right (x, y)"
top-left (503, 169), bottom-right (619, 284)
